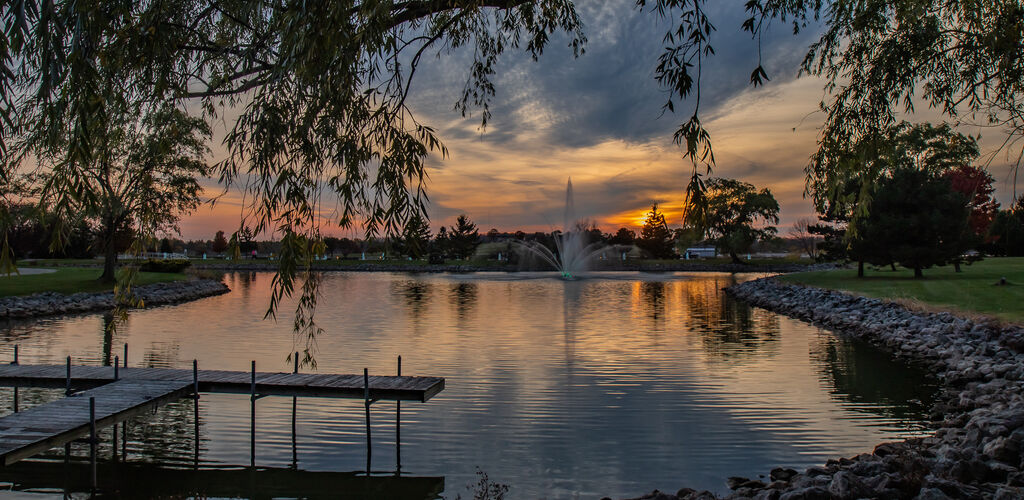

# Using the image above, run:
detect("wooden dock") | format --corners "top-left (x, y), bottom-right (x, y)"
top-left (0, 379), bottom-right (193, 466)
top-left (0, 364), bottom-right (445, 402)
top-left (0, 354), bottom-right (445, 481)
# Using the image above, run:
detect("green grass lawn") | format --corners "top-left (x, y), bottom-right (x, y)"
top-left (0, 267), bottom-right (188, 297)
top-left (780, 257), bottom-right (1024, 324)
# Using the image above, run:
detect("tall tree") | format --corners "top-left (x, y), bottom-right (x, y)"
top-left (211, 231), bottom-right (229, 254)
top-left (636, 204), bottom-right (675, 259)
top-left (852, 168), bottom-right (971, 278)
top-left (25, 104), bottom-right (211, 282)
top-left (945, 165), bottom-right (999, 238)
top-left (702, 178), bottom-right (780, 264)
top-left (401, 213), bottom-right (432, 259)
top-left (608, 227), bottom-right (636, 246)
top-left (448, 214), bottom-right (480, 260)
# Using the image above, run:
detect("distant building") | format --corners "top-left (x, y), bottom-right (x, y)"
top-left (684, 247), bottom-right (717, 259)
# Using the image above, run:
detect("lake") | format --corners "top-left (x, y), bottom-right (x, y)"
top-left (0, 271), bottom-right (936, 499)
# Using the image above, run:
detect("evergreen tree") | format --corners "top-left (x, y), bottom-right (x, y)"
top-left (851, 168), bottom-right (971, 278)
top-left (636, 204), bottom-right (675, 259)
top-left (211, 231), bottom-right (229, 254)
top-left (401, 214), bottom-right (432, 259)
top-left (608, 227), bottom-right (636, 246)
top-left (985, 197), bottom-right (1024, 257)
top-left (448, 214), bottom-right (480, 260)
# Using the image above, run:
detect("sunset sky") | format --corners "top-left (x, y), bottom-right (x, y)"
top-left (179, 1), bottom-right (1020, 241)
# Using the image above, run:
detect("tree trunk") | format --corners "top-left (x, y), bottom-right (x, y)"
top-left (890, 262), bottom-right (897, 272)
top-left (914, 266), bottom-right (923, 279)
top-left (858, 260), bottom-right (864, 278)
top-left (954, 260), bottom-right (962, 272)
top-left (98, 219), bottom-right (118, 284)
top-left (729, 251), bottom-right (743, 265)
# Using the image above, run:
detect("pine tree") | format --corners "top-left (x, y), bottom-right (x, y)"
top-left (401, 214), bottom-right (432, 259)
top-left (636, 204), bottom-right (676, 259)
top-left (448, 214), bottom-right (480, 260)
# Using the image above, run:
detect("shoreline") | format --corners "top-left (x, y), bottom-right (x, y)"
top-left (0, 279), bottom-right (230, 320)
top-left (619, 277), bottom-right (1024, 499)
top-left (24, 261), bottom-right (827, 274)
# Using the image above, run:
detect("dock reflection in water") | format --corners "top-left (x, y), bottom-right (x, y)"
top-left (0, 272), bottom-right (938, 499)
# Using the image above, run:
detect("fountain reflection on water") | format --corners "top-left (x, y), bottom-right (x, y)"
top-left (514, 177), bottom-right (608, 279)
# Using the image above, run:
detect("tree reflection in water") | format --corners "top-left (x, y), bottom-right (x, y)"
top-left (681, 276), bottom-right (781, 360)
top-left (809, 331), bottom-right (938, 426)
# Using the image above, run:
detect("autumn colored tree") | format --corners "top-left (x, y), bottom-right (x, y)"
top-left (945, 165), bottom-right (999, 237)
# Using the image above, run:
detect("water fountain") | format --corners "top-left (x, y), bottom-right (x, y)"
top-left (514, 178), bottom-right (607, 279)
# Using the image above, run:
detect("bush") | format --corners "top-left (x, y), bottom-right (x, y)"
top-left (139, 259), bottom-right (191, 273)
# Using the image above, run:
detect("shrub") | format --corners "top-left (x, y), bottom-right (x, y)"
top-left (139, 259), bottom-right (191, 273)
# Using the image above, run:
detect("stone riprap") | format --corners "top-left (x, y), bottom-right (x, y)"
top-left (619, 277), bottom-right (1024, 500)
top-left (0, 279), bottom-right (229, 320)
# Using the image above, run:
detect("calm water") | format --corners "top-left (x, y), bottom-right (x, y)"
top-left (0, 271), bottom-right (936, 499)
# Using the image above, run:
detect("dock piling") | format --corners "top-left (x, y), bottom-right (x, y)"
top-left (114, 357), bottom-right (119, 381)
top-left (193, 359), bottom-right (200, 469)
top-left (65, 356), bottom-right (71, 396)
top-left (10, 346), bottom-right (16, 413)
top-left (89, 397), bottom-right (96, 492)
top-left (364, 367), bottom-right (371, 474)
top-left (291, 352), bottom-right (298, 469)
top-left (250, 360), bottom-right (256, 468)
top-left (396, 355), bottom-right (402, 474)
top-left (123, 344), bottom-right (128, 367)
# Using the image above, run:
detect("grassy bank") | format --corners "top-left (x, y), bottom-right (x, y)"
top-left (780, 257), bottom-right (1024, 324)
top-left (0, 268), bottom-right (188, 298)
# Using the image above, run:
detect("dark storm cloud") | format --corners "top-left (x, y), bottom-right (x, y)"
top-left (409, 1), bottom-right (823, 151)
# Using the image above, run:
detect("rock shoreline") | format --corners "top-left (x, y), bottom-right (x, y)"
top-left (621, 277), bottom-right (1024, 500)
top-left (0, 279), bottom-right (230, 320)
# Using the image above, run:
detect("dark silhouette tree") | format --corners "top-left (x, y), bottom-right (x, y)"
top-left (448, 215), bottom-right (480, 260)
top-left (703, 178), bottom-right (780, 264)
top-left (211, 231), bottom-right (229, 254)
top-left (608, 227), bottom-right (636, 246)
top-left (636, 204), bottom-right (675, 259)
top-left (851, 168), bottom-right (971, 278)
top-left (401, 213), bottom-right (432, 259)
top-left (985, 197), bottom-right (1024, 257)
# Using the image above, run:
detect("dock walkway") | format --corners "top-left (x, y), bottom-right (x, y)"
top-left (0, 364), bottom-right (444, 402)
top-left (0, 379), bottom-right (192, 466)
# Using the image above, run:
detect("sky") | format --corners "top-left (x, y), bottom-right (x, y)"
top-left (178, 1), bottom-right (1020, 241)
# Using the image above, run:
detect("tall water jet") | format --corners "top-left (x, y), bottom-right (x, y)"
top-left (514, 178), bottom-right (607, 279)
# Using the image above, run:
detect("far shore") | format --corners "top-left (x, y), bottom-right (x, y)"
top-left (17, 257), bottom-right (825, 274)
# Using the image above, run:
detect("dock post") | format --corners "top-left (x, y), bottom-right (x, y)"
top-left (10, 344), bottom-right (16, 413)
top-left (364, 367), bottom-right (371, 474)
top-left (123, 344), bottom-right (128, 367)
top-left (89, 396), bottom-right (97, 493)
top-left (291, 351), bottom-right (298, 468)
top-left (65, 356), bottom-right (71, 396)
top-left (112, 422), bottom-right (118, 462)
top-left (396, 355), bottom-right (401, 474)
top-left (114, 356), bottom-right (119, 381)
top-left (193, 359), bottom-right (200, 469)
top-left (12, 345), bottom-right (17, 364)
top-left (250, 360), bottom-right (256, 468)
